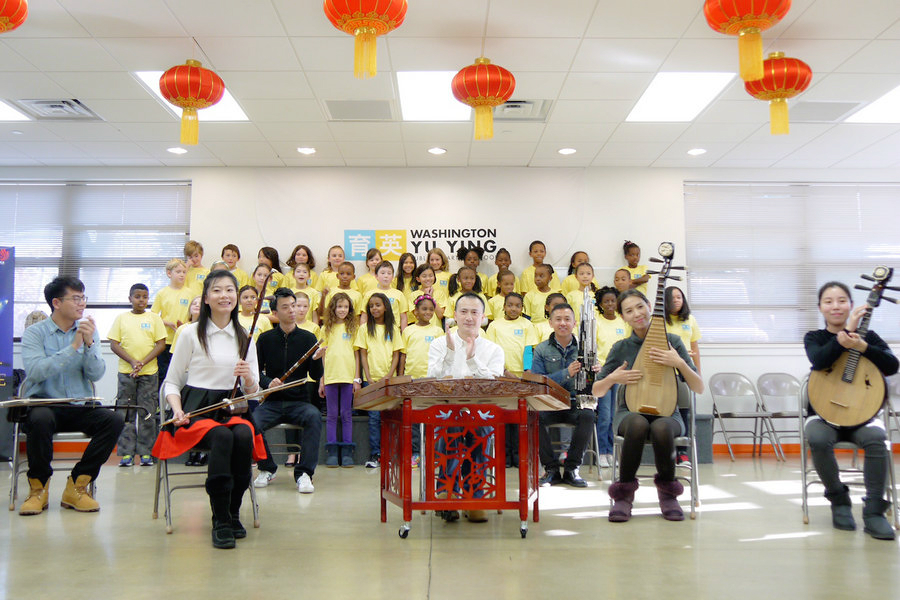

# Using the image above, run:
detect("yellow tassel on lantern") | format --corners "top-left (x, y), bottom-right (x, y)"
top-left (769, 98), bottom-right (789, 135)
top-left (738, 27), bottom-right (763, 82)
top-left (354, 27), bottom-right (377, 79)
top-left (474, 105), bottom-right (494, 140)
top-left (180, 107), bottom-right (199, 145)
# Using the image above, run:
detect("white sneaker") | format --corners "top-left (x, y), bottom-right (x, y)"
top-left (253, 470), bottom-right (275, 488)
top-left (297, 472), bottom-right (314, 494)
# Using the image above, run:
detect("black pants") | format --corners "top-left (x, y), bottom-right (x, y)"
top-left (253, 400), bottom-right (322, 479)
top-left (200, 422), bottom-right (254, 500)
top-left (25, 404), bottom-right (125, 484)
top-left (539, 407), bottom-right (595, 471)
top-left (617, 412), bottom-right (680, 482)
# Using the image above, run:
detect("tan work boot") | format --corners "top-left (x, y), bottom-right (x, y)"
top-left (60, 475), bottom-right (100, 512)
top-left (465, 509), bottom-right (488, 523)
top-left (19, 478), bottom-right (49, 516)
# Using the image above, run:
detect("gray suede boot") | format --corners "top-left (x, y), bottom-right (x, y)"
top-left (825, 486), bottom-right (856, 531)
top-left (862, 497), bottom-right (896, 540)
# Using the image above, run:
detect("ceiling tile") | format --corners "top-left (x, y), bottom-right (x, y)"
top-left (803, 73), bottom-right (900, 103)
top-left (194, 37), bottom-right (300, 71)
top-left (292, 37), bottom-right (392, 72)
top-left (0, 72), bottom-right (69, 98)
top-left (220, 71), bottom-right (314, 100)
top-left (741, 122), bottom-right (832, 145)
top-left (836, 40), bottom-right (900, 74)
top-left (594, 142), bottom-right (668, 161)
top-left (547, 100), bottom-right (634, 123)
top-left (831, 130), bottom-right (900, 168)
top-left (0, 144), bottom-right (29, 158)
top-left (39, 158), bottom-right (103, 166)
top-left (571, 38), bottom-right (678, 73)
top-left (74, 141), bottom-right (152, 159)
top-left (386, 0), bottom-right (485, 38)
top-left (482, 38), bottom-right (581, 72)
top-left (305, 71), bottom-right (396, 102)
top-left (160, 157), bottom-right (226, 167)
top-left (137, 142), bottom-right (219, 160)
top-left (256, 122), bottom-right (334, 142)
top-left (676, 122), bottom-right (762, 144)
top-left (329, 122), bottom-right (403, 142)
top-left (205, 141), bottom-right (280, 160)
top-left (45, 71), bottom-right (149, 100)
top-left (488, 0), bottom-right (599, 38)
top-left (192, 123), bottom-right (265, 142)
top-left (165, 1), bottom-right (287, 37)
top-left (712, 158), bottom-right (779, 168)
top-left (99, 158), bottom-right (164, 166)
top-left (489, 123), bottom-right (546, 143)
top-left (586, 4), bottom-right (701, 38)
top-left (779, 123), bottom-right (900, 164)
top-left (590, 157), bottom-right (654, 167)
top-left (280, 157), bottom-right (347, 167)
top-left (400, 122), bottom-right (474, 143)
top-left (386, 38), bottom-right (484, 71)
top-left (337, 141), bottom-right (405, 159)
top-left (2, 38), bottom-right (120, 71)
top-left (4, 2), bottom-right (90, 38)
top-left (60, 0), bottom-right (186, 37)
top-left (609, 123), bottom-right (689, 144)
top-left (660, 38), bottom-right (745, 72)
top-left (95, 37), bottom-right (208, 71)
top-left (559, 73), bottom-right (653, 100)
top-left (695, 100), bottom-right (770, 124)
top-left (43, 122), bottom-right (130, 142)
top-left (718, 142), bottom-right (797, 162)
top-left (510, 72), bottom-right (567, 100)
top-left (779, 0), bottom-right (900, 40)
top-left (117, 123), bottom-right (186, 142)
top-left (269, 140), bottom-right (343, 159)
top-left (529, 142), bottom-right (603, 166)
top-left (540, 123), bottom-right (616, 143)
top-left (345, 157), bottom-right (407, 167)
top-left (85, 98), bottom-right (175, 123)
top-left (654, 141), bottom-right (736, 162)
top-left (240, 99), bottom-right (326, 123)
top-left (0, 42), bottom-right (39, 71)
top-left (404, 142), bottom-right (471, 167)
top-left (0, 123), bottom-right (62, 142)
top-left (11, 140), bottom-right (90, 159)
top-left (762, 39), bottom-right (868, 74)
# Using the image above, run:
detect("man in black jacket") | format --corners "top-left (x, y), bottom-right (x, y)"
top-left (251, 288), bottom-right (324, 494)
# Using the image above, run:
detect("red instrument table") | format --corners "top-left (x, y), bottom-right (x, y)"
top-left (353, 374), bottom-right (569, 538)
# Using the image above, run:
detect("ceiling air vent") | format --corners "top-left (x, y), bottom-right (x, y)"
top-left (10, 99), bottom-right (102, 121)
top-left (790, 101), bottom-right (861, 123)
top-left (493, 99), bottom-right (552, 122)
top-left (325, 100), bottom-right (395, 121)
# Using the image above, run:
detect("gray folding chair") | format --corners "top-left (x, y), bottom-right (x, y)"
top-left (152, 385), bottom-right (260, 533)
top-left (548, 421), bottom-right (602, 481)
top-left (757, 372), bottom-right (804, 448)
top-left (610, 381), bottom-right (700, 519)
top-left (886, 375), bottom-right (900, 442)
top-left (799, 377), bottom-right (899, 529)
top-left (709, 372), bottom-right (785, 461)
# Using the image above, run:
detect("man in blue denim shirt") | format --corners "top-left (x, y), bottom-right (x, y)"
top-left (531, 303), bottom-right (595, 487)
top-left (17, 276), bottom-right (124, 515)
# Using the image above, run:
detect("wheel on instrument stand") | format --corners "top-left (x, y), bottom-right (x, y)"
top-left (398, 522), bottom-right (410, 539)
top-left (520, 521), bottom-right (528, 538)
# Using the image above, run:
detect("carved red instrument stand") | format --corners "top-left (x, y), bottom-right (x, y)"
top-left (353, 374), bottom-right (569, 538)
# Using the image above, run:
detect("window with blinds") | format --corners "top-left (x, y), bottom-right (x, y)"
top-left (684, 182), bottom-right (900, 344)
top-left (0, 181), bottom-right (191, 338)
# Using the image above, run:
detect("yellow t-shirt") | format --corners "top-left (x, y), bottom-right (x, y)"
top-left (354, 324), bottom-right (404, 381)
top-left (434, 270), bottom-right (452, 298)
top-left (107, 310), bottom-right (167, 375)
top-left (485, 272), bottom-right (522, 298)
top-left (150, 285), bottom-right (196, 345)
top-left (323, 288), bottom-right (362, 316)
top-left (595, 315), bottom-right (631, 364)
top-left (406, 289), bottom-right (445, 328)
top-left (229, 267), bottom-right (251, 289)
top-left (238, 312), bottom-right (273, 343)
top-left (624, 265), bottom-right (648, 295)
top-left (185, 266), bottom-right (209, 295)
top-left (356, 272), bottom-right (379, 297)
top-left (392, 275), bottom-right (414, 295)
top-left (291, 286), bottom-right (321, 319)
top-left (360, 287), bottom-right (409, 325)
top-left (263, 271), bottom-right (285, 296)
top-left (319, 322), bottom-right (357, 385)
top-left (566, 288), bottom-right (601, 326)
top-left (447, 291), bottom-right (489, 318)
top-left (487, 293), bottom-right (507, 322)
top-left (283, 269), bottom-right (319, 291)
top-left (561, 274), bottom-right (600, 296)
top-left (666, 314), bottom-right (701, 349)
top-left (401, 323), bottom-right (444, 378)
top-left (315, 270), bottom-right (358, 293)
top-left (533, 321), bottom-right (553, 345)
top-left (524, 289), bottom-right (554, 323)
top-left (297, 320), bottom-right (321, 337)
top-left (170, 321), bottom-right (193, 352)
top-left (485, 316), bottom-right (538, 377)
top-left (519, 265), bottom-right (562, 295)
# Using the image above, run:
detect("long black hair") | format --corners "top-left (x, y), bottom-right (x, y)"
top-left (395, 252), bottom-right (417, 293)
top-left (365, 292), bottom-right (395, 341)
top-left (196, 270), bottom-right (249, 357)
top-left (665, 286), bottom-right (692, 325)
top-left (594, 285), bottom-right (619, 316)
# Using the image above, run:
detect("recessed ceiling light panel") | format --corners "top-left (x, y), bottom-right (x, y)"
top-left (134, 71), bottom-right (249, 121)
top-left (845, 84), bottom-right (900, 123)
top-left (558, 148), bottom-right (577, 155)
top-left (627, 72), bottom-right (734, 122)
top-left (397, 72), bottom-right (471, 121)
top-left (687, 148), bottom-right (707, 156)
top-left (427, 147), bottom-right (447, 155)
top-left (297, 147), bottom-right (316, 155)
top-left (167, 147), bottom-right (187, 154)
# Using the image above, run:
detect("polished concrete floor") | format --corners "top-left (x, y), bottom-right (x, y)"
top-left (2, 455), bottom-right (898, 600)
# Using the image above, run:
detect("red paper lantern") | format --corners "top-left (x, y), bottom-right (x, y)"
top-left (0, 0), bottom-right (27, 33)
top-left (704, 0), bottom-right (791, 82)
top-left (324, 0), bottom-right (407, 79)
top-left (451, 58), bottom-right (516, 141)
top-left (158, 59), bottom-right (225, 145)
top-left (745, 52), bottom-right (812, 135)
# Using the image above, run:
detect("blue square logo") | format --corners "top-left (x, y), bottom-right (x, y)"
top-left (344, 230), bottom-right (376, 261)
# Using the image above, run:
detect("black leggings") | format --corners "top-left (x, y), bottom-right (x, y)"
top-left (201, 423), bottom-right (254, 498)
top-left (617, 413), bottom-right (680, 482)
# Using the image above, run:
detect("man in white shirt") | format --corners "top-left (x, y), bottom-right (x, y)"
top-left (427, 293), bottom-right (504, 523)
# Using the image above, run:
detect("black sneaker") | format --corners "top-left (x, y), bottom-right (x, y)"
top-left (562, 469), bottom-right (587, 488)
top-left (540, 469), bottom-right (562, 487)
top-left (364, 454), bottom-right (380, 468)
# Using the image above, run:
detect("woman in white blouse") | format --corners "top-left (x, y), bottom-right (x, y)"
top-left (152, 270), bottom-right (265, 549)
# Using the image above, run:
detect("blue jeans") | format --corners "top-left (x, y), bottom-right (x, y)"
top-left (253, 400), bottom-right (322, 479)
top-left (595, 385), bottom-right (616, 454)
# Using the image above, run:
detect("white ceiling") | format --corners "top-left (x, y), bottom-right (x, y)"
top-left (0, 0), bottom-right (898, 168)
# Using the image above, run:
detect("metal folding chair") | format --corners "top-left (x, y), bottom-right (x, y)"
top-left (152, 385), bottom-right (260, 533)
top-left (610, 381), bottom-right (700, 519)
top-left (757, 372), bottom-right (804, 448)
top-left (548, 422), bottom-right (602, 481)
top-left (709, 372), bottom-right (785, 461)
top-left (799, 377), bottom-right (899, 529)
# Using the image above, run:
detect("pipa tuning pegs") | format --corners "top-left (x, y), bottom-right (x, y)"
top-left (861, 274), bottom-right (876, 282)
top-left (854, 285), bottom-right (872, 291)
top-left (670, 265), bottom-right (685, 271)
top-left (882, 296), bottom-right (897, 304)
top-left (646, 270), bottom-right (660, 276)
top-left (668, 275), bottom-right (682, 281)
top-left (649, 257), bottom-right (663, 263)
top-left (886, 285), bottom-right (900, 292)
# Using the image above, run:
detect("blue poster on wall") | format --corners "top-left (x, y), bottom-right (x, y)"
top-left (0, 246), bottom-right (13, 402)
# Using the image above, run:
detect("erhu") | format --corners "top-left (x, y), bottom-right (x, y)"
top-left (573, 287), bottom-right (598, 410)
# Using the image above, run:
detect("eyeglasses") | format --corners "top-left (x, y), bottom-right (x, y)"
top-left (61, 295), bottom-right (88, 305)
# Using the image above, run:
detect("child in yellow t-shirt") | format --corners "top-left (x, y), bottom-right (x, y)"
top-left (485, 293), bottom-right (538, 377)
top-left (284, 243), bottom-right (320, 290)
top-left (394, 252), bottom-right (417, 297)
top-left (565, 262), bottom-right (600, 325)
top-left (427, 248), bottom-right (452, 299)
top-left (257, 246), bottom-right (285, 292)
top-left (319, 292), bottom-right (360, 467)
top-left (355, 293), bottom-right (404, 467)
top-left (623, 240), bottom-right (649, 295)
top-left (486, 247), bottom-right (521, 298)
top-left (594, 285), bottom-right (632, 465)
top-left (457, 246), bottom-right (489, 293)
top-left (357, 248), bottom-right (383, 297)
top-left (523, 264), bottom-right (555, 324)
top-left (561, 251), bottom-right (600, 296)
top-left (294, 291), bottom-right (321, 337)
top-left (531, 293), bottom-right (566, 349)
top-left (108, 283), bottom-right (167, 467)
top-left (316, 245), bottom-right (358, 294)
top-left (320, 262), bottom-right (362, 323)
top-left (520, 240), bottom-right (561, 294)
top-left (290, 263), bottom-right (321, 324)
top-left (487, 269), bottom-right (517, 321)
top-left (446, 266), bottom-right (489, 329)
top-left (150, 258), bottom-right (194, 382)
top-left (221, 243), bottom-right (250, 288)
top-left (237, 285), bottom-right (273, 342)
top-left (614, 268), bottom-right (632, 294)
top-left (184, 240), bottom-right (209, 296)
top-left (171, 295), bottom-right (201, 350)
top-left (665, 285), bottom-right (702, 373)
top-left (407, 265), bottom-right (445, 327)
top-left (360, 261), bottom-right (408, 329)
